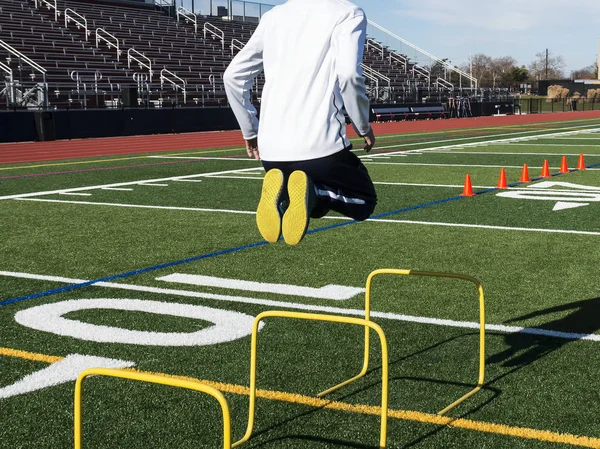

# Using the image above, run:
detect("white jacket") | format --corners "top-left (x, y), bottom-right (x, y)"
top-left (223, 0), bottom-right (371, 162)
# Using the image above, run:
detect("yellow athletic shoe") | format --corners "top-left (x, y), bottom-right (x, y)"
top-left (256, 169), bottom-right (285, 243)
top-left (282, 170), bottom-right (313, 246)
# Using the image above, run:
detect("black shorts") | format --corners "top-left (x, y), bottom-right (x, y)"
top-left (262, 146), bottom-right (377, 221)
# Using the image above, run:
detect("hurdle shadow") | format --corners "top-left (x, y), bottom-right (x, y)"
top-left (248, 434), bottom-right (376, 448)
top-left (244, 334), bottom-right (491, 448)
top-left (487, 296), bottom-right (600, 369)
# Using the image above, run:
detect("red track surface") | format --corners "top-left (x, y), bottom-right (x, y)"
top-left (1, 111), bottom-right (599, 164)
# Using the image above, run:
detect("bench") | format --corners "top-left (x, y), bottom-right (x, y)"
top-left (372, 107), bottom-right (411, 122)
top-left (410, 105), bottom-right (446, 120)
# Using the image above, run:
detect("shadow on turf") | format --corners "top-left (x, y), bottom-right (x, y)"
top-left (248, 434), bottom-right (375, 448)
top-left (246, 333), bottom-right (501, 449)
top-left (487, 296), bottom-right (600, 368)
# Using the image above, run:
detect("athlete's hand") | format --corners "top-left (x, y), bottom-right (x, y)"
top-left (363, 127), bottom-right (376, 153)
top-left (245, 137), bottom-right (260, 161)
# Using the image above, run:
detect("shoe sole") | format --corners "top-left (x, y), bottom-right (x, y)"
top-left (256, 169), bottom-right (284, 243)
top-left (282, 171), bottom-right (310, 246)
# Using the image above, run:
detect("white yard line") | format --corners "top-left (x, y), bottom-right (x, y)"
top-left (0, 167), bottom-right (262, 201)
top-left (359, 218), bottom-right (600, 236)
top-left (102, 188), bottom-right (134, 191)
top-left (370, 126), bottom-right (600, 158)
top-left (369, 124), bottom-right (600, 152)
top-left (172, 179), bottom-right (203, 183)
top-left (14, 198), bottom-right (256, 215)
top-left (1, 270), bottom-right (599, 342)
top-left (205, 175), bottom-right (265, 180)
top-left (365, 162), bottom-right (552, 169)
top-left (138, 183), bottom-right (169, 187)
top-left (505, 143), bottom-right (600, 147)
top-left (427, 151), bottom-right (600, 157)
top-left (147, 156), bottom-right (253, 161)
top-left (374, 182), bottom-right (495, 188)
top-left (15, 197), bottom-right (600, 236)
top-left (58, 193), bottom-right (92, 197)
top-left (543, 137), bottom-right (600, 140)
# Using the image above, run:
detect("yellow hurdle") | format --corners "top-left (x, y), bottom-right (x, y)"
top-left (232, 310), bottom-right (389, 449)
top-left (74, 368), bottom-right (232, 449)
top-left (319, 269), bottom-right (486, 416)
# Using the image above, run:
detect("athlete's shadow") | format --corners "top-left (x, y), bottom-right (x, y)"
top-left (487, 296), bottom-right (600, 368)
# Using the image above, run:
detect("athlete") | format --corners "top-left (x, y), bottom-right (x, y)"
top-left (224, 0), bottom-right (377, 245)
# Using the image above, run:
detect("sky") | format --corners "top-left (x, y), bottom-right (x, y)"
top-left (260, 0), bottom-right (600, 75)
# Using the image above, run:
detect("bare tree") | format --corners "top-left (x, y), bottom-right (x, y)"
top-left (528, 50), bottom-right (566, 81)
top-left (460, 54), bottom-right (524, 88)
top-left (460, 53), bottom-right (493, 87)
top-left (490, 56), bottom-right (518, 88)
top-left (572, 62), bottom-right (598, 80)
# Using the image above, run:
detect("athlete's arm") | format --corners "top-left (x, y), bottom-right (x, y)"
top-left (332, 10), bottom-right (374, 149)
top-left (224, 18), bottom-right (266, 157)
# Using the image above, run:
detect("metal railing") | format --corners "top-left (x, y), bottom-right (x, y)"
top-left (160, 68), bottom-right (186, 103)
top-left (389, 51), bottom-right (407, 72)
top-left (204, 22), bottom-right (225, 51)
top-left (366, 39), bottom-right (384, 59)
top-left (361, 67), bottom-right (380, 101)
top-left (367, 20), bottom-right (477, 90)
top-left (65, 8), bottom-right (89, 41)
top-left (128, 48), bottom-right (153, 82)
top-left (70, 70), bottom-right (103, 93)
top-left (176, 6), bottom-right (197, 33)
top-left (95, 28), bottom-right (121, 62)
top-left (231, 38), bottom-right (245, 55)
top-left (361, 64), bottom-right (391, 88)
top-left (436, 77), bottom-right (454, 91)
top-left (412, 64), bottom-right (431, 84)
top-left (34, 0), bottom-right (60, 21)
top-left (0, 61), bottom-right (13, 82)
top-left (0, 39), bottom-right (47, 79)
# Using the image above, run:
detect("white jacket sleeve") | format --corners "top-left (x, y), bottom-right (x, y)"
top-left (332, 11), bottom-right (371, 136)
top-left (223, 20), bottom-right (265, 140)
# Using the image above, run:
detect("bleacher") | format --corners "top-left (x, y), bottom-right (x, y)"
top-left (0, 0), bottom-right (449, 114)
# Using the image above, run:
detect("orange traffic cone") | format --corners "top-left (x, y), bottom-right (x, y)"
top-left (519, 164), bottom-right (530, 183)
top-left (560, 156), bottom-right (569, 173)
top-left (541, 160), bottom-right (551, 178)
top-left (578, 153), bottom-right (586, 171)
top-left (461, 174), bottom-right (474, 197)
top-left (497, 168), bottom-right (508, 189)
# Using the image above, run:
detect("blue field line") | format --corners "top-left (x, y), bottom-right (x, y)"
top-left (3, 161), bottom-right (600, 308)
top-left (0, 241), bottom-right (269, 307)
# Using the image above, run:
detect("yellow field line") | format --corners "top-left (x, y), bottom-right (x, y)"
top-left (0, 148), bottom-right (245, 172)
top-left (2, 347), bottom-right (598, 447)
top-left (0, 347), bottom-right (63, 364)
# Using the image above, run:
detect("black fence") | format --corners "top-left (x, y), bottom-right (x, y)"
top-left (0, 107), bottom-right (239, 143)
top-left (517, 97), bottom-right (599, 114)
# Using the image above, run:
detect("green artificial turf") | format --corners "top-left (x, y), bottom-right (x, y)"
top-left (2, 118), bottom-right (600, 448)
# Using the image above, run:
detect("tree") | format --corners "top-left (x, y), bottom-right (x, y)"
top-left (460, 53), bottom-right (493, 88)
top-left (528, 50), bottom-right (566, 81)
top-left (571, 62), bottom-right (598, 80)
top-left (509, 66), bottom-right (530, 89)
top-left (490, 56), bottom-right (518, 88)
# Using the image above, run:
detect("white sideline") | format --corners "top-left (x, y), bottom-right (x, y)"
top-left (1, 270), bottom-right (599, 342)
top-left (427, 151), bottom-right (600, 157)
top-left (505, 143), bottom-right (600, 147)
top-left (0, 167), bottom-right (262, 201)
top-left (4, 125), bottom-right (599, 203)
top-left (368, 126), bottom-right (600, 158)
top-left (365, 162), bottom-right (554, 169)
top-left (15, 198), bottom-right (256, 215)
top-left (368, 124), bottom-right (600, 152)
top-left (13, 198), bottom-right (600, 236)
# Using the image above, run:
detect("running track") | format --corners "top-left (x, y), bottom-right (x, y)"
top-left (1, 111), bottom-right (599, 164)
